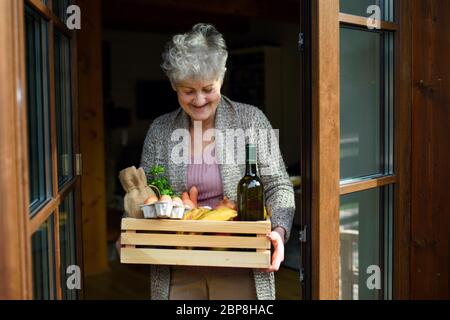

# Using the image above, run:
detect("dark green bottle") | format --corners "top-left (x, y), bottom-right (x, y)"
top-left (237, 144), bottom-right (265, 221)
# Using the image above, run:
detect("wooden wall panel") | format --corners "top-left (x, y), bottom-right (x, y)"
top-left (77, 0), bottom-right (109, 276)
top-left (393, 0), bottom-right (412, 300)
top-left (411, 0), bottom-right (450, 299)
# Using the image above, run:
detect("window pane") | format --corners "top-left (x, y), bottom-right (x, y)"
top-left (55, 31), bottom-right (74, 187)
top-left (59, 192), bottom-right (77, 300)
top-left (340, 0), bottom-right (394, 22)
top-left (53, 0), bottom-right (70, 20)
top-left (32, 214), bottom-right (56, 300)
top-left (340, 28), bottom-right (394, 181)
top-left (339, 187), bottom-right (393, 300)
top-left (25, 6), bottom-right (52, 214)
top-left (340, 28), bottom-right (381, 180)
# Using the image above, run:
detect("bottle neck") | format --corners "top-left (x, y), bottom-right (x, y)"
top-left (246, 163), bottom-right (257, 176)
top-left (245, 144), bottom-right (257, 176)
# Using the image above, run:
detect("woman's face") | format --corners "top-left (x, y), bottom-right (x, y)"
top-left (173, 78), bottom-right (222, 124)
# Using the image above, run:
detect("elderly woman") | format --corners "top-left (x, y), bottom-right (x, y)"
top-left (140, 23), bottom-right (294, 300)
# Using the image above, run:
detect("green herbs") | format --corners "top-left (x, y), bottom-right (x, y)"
top-left (148, 165), bottom-right (176, 197)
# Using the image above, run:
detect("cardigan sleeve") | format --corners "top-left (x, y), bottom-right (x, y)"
top-left (140, 123), bottom-right (157, 175)
top-left (251, 108), bottom-right (295, 243)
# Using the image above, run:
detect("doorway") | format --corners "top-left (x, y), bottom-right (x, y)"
top-left (83, 0), bottom-right (304, 300)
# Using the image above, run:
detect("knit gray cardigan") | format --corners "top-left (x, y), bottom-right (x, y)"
top-left (139, 95), bottom-right (295, 300)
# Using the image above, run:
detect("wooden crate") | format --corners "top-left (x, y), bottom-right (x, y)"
top-left (120, 218), bottom-right (271, 268)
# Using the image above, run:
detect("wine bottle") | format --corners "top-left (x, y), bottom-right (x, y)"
top-left (237, 143), bottom-right (265, 221)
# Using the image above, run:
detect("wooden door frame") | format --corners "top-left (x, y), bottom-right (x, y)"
top-left (0, 0), bottom-right (84, 299)
top-left (0, 0), bottom-right (33, 300)
top-left (76, 0), bottom-right (109, 278)
top-left (309, 0), bottom-right (412, 299)
top-left (71, 12), bottom-right (85, 301)
top-left (310, 0), bottom-right (341, 300)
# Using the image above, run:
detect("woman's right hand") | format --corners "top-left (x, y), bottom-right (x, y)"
top-left (181, 186), bottom-right (199, 208)
top-left (189, 186), bottom-right (198, 207)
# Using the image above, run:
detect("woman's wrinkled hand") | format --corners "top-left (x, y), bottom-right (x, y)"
top-left (189, 186), bottom-right (198, 207)
top-left (260, 228), bottom-right (285, 273)
top-left (181, 186), bottom-right (199, 208)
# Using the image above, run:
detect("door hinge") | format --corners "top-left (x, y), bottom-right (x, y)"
top-left (298, 32), bottom-right (304, 51)
top-left (299, 225), bottom-right (308, 243)
top-left (75, 153), bottom-right (83, 176)
top-left (299, 267), bottom-right (305, 285)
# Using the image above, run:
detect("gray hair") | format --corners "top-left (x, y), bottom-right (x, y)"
top-left (161, 23), bottom-right (228, 84)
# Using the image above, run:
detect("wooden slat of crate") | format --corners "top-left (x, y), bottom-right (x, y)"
top-left (121, 218), bottom-right (271, 234)
top-left (120, 218), bottom-right (271, 268)
top-left (121, 248), bottom-right (271, 269)
top-left (121, 232), bottom-right (271, 249)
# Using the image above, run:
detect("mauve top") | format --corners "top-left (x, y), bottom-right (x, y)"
top-left (187, 149), bottom-right (224, 208)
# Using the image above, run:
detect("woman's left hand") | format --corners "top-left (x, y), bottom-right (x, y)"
top-left (261, 227), bottom-right (285, 272)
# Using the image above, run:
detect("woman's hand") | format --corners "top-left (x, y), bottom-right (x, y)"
top-left (260, 227), bottom-right (286, 273)
top-left (215, 196), bottom-right (237, 210)
top-left (189, 186), bottom-right (198, 207)
top-left (181, 186), bottom-right (199, 208)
